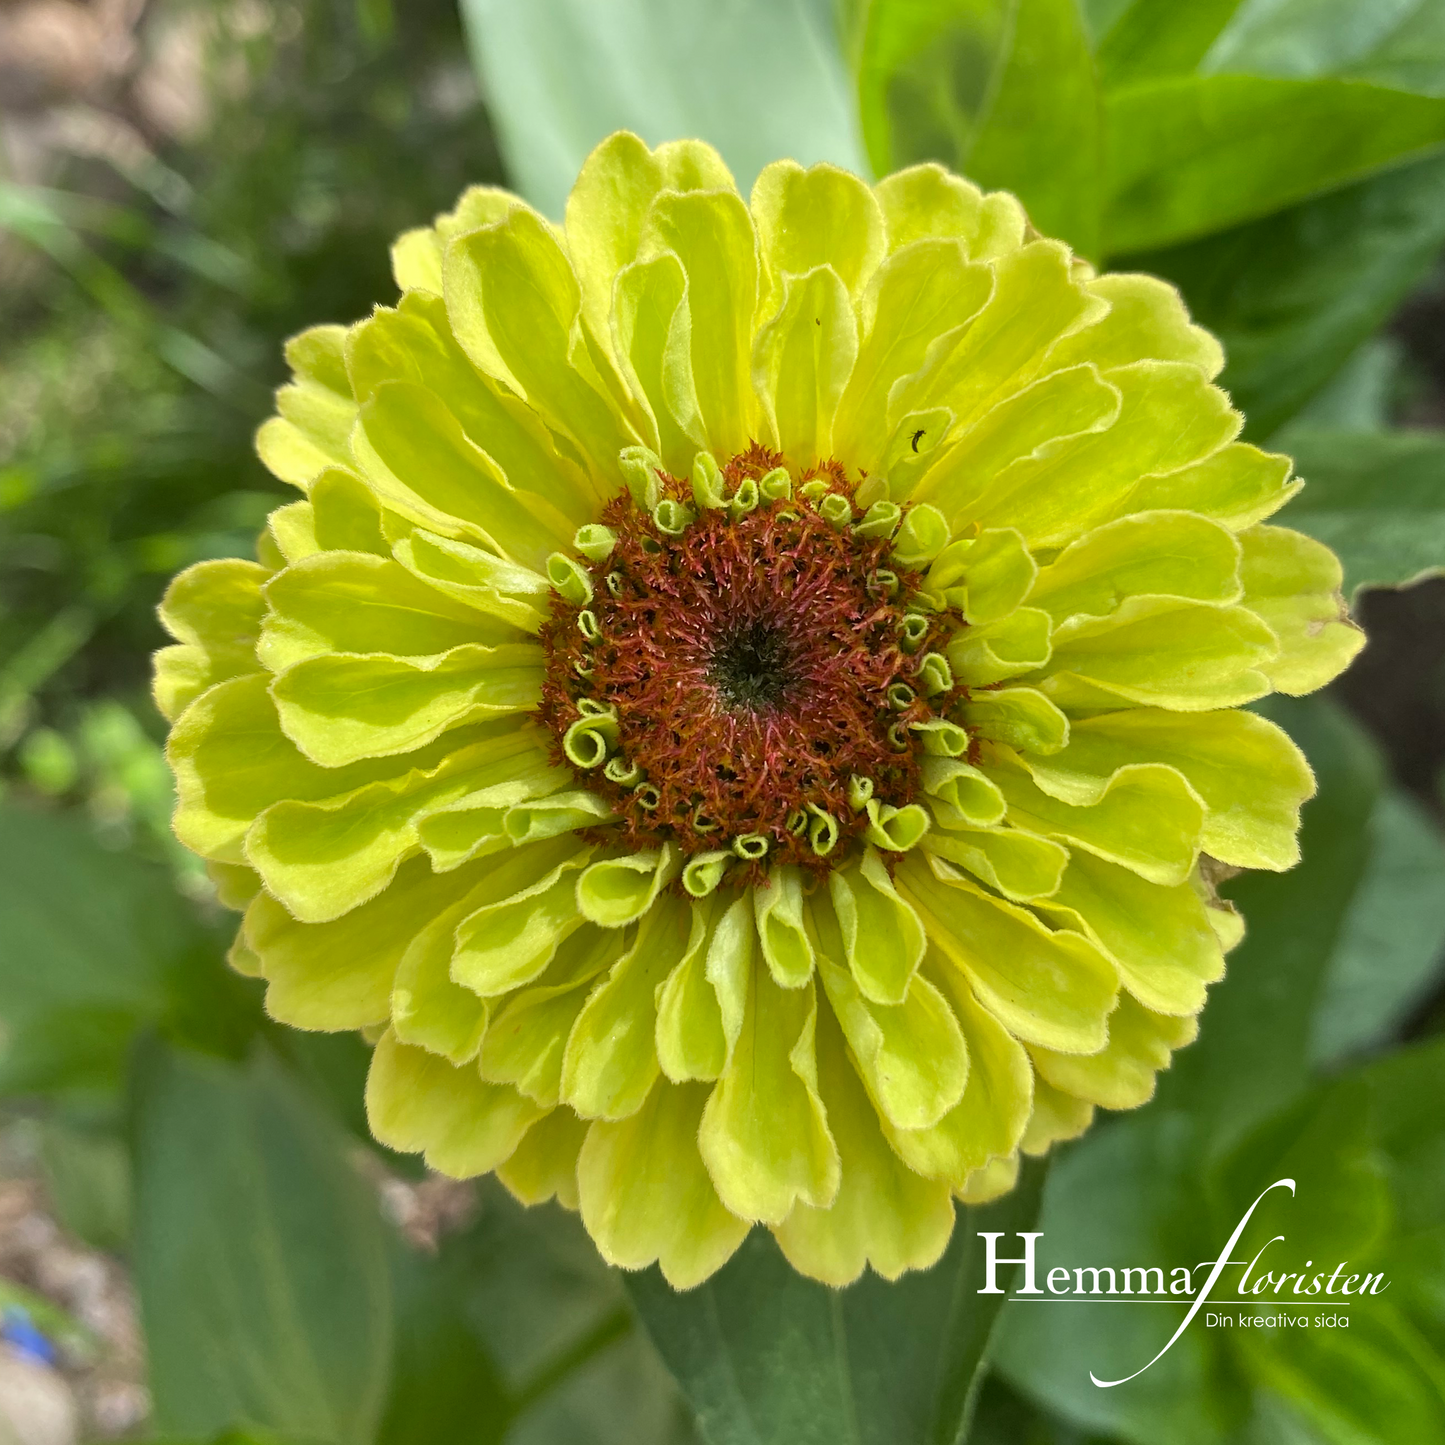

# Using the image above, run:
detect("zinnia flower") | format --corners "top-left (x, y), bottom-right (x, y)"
top-left (156, 133), bottom-right (1363, 1288)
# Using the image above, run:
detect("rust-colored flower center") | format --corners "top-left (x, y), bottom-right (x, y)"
top-left (537, 446), bottom-right (960, 877)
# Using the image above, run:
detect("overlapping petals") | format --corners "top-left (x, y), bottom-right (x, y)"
top-left (156, 132), bottom-right (1362, 1288)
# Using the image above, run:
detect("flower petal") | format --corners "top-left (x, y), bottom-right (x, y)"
top-left (451, 838), bottom-right (596, 996)
top-left (948, 605), bottom-right (1053, 686)
top-left (260, 552), bottom-right (516, 672)
top-left (270, 642), bottom-right (543, 767)
top-left (390, 184), bottom-right (517, 295)
top-left (812, 910), bottom-right (968, 1132)
top-left (478, 927), bottom-right (623, 1106)
top-left (899, 855), bottom-right (1118, 1054)
top-left (352, 381), bottom-right (574, 565)
top-left (366, 1029), bottom-right (545, 1177)
top-left (698, 969), bottom-right (839, 1224)
top-left (752, 160), bottom-right (886, 312)
top-left (923, 820), bottom-right (1069, 903)
top-left (1030, 994), bottom-right (1198, 1110)
top-left (611, 252), bottom-right (709, 475)
top-left (576, 845), bottom-right (680, 928)
top-left (957, 687), bottom-right (1069, 756)
top-left (567, 132), bottom-right (734, 363)
top-left (1036, 597), bottom-right (1276, 711)
top-left (244, 853), bottom-right (478, 1029)
top-left (1020, 1075), bottom-right (1094, 1157)
top-left (752, 265), bottom-right (858, 463)
top-left (256, 325), bottom-right (357, 490)
top-left (444, 206), bottom-right (639, 479)
top-left (154, 559), bottom-right (269, 722)
top-left (245, 729), bottom-right (557, 922)
top-left (169, 674), bottom-right (476, 862)
top-left (1036, 848), bottom-right (1226, 1017)
top-left (562, 895), bottom-right (695, 1119)
top-left (497, 1106), bottom-right (588, 1210)
top-left (833, 240), bottom-right (992, 473)
top-left (348, 293), bottom-right (603, 519)
top-left (753, 866), bottom-right (816, 988)
top-left (915, 364), bottom-right (1121, 531)
top-left (890, 239), bottom-right (1106, 437)
top-left (656, 897), bottom-right (729, 1083)
top-left (883, 956), bottom-right (1032, 1188)
top-left (1025, 708), bottom-right (1314, 871)
top-left (874, 164), bottom-right (1026, 260)
top-left (390, 529), bottom-right (549, 635)
top-left (578, 1081), bottom-right (749, 1288)
top-left (1047, 272), bottom-right (1224, 377)
top-left (391, 893), bottom-right (490, 1064)
top-left (985, 745), bottom-right (1205, 886)
top-left (826, 845), bottom-right (926, 1005)
top-left (639, 189), bottom-right (760, 457)
top-left (772, 1004), bottom-right (954, 1286)
top-left (1239, 524), bottom-right (1365, 695)
top-left (963, 361), bottom-right (1241, 547)
top-left (1027, 510), bottom-right (1243, 622)
top-left (1121, 442), bottom-right (1300, 530)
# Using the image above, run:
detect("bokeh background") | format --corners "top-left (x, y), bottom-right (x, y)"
top-left (1, 2), bottom-right (1444, 1443)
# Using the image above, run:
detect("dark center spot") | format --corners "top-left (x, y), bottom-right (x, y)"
top-left (709, 618), bottom-right (795, 711)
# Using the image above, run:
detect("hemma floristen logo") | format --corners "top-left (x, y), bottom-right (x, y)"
top-left (979, 1179), bottom-right (1389, 1388)
top-left (154, 132), bottom-right (1362, 1287)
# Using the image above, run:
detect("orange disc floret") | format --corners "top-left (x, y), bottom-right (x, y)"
top-left (537, 448), bottom-right (962, 878)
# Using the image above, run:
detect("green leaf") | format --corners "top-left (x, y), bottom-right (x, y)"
top-left (624, 1159), bottom-right (1046, 1445)
top-left (39, 1115), bottom-right (131, 1252)
top-left (856, 0), bottom-right (1104, 256)
top-left (1213, 1078), bottom-right (1391, 1269)
top-left (0, 802), bottom-right (258, 1095)
top-left (131, 1039), bottom-right (393, 1442)
top-left (1125, 151), bottom-right (1445, 437)
top-left (151, 1434), bottom-right (329, 1445)
top-left (379, 1182), bottom-right (696, 1444)
top-left (1310, 786), bottom-right (1445, 1065)
top-left (1103, 75), bottom-right (1445, 254)
top-left (1093, 0), bottom-right (1246, 87)
top-left (457, 0), bottom-right (869, 217)
top-left (1093, 0), bottom-right (1445, 94)
top-left (1203, 0), bottom-right (1445, 92)
top-left (376, 1233), bottom-right (510, 1445)
top-left (1277, 429), bottom-right (1445, 597)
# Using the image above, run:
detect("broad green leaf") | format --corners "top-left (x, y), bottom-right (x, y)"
top-left (993, 1115), bottom-right (1238, 1445)
top-left (1310, 787), bottom-right (1445, 1066)
top-left (1213, 1078), bottom-right (1391, 1269)
top-left (857, 0), bottom-right (1103, 256)
top-left (458, 0), bottom-right (868, 218)
top-left (131, 1040), bottom-right (393, 1441)
top-left (1203, 0), bottom-right (1445, 92)
top-left (394, 1182), bottom-right (698, 1445)
top-left (1279, 428), bottom-right (1445, 597)
top-left (376, 1234), bottom-right (510, 1445)
top-left (1104, 75), bottom-right (1445, 255)
top-left (39, 1117), bottom-right (130, 1253)
top-left (1126, 152), bottom-right (1445, 438)
top-left (1093, 0), bottom-right (1246, 86)
top-left (0, 803), bottom-right (257, 1095)
top-left (625, 1160), bottom-right (1046, 1445)
top-left (1089, 0), bottom-right (1445, 92)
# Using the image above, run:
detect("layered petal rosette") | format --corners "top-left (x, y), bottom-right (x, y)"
top-left (156, 133), bottom-right (1363, 1287)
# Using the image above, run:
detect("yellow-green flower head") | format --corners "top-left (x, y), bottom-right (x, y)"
top-left (155, 133), bottom-right (1363, 1288)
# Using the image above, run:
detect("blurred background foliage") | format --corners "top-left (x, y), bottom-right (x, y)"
top-left (0, 0), bottom-right (1444, 1442)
